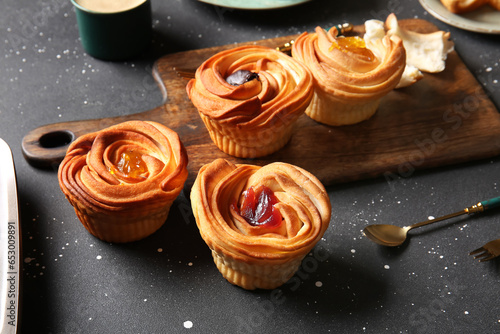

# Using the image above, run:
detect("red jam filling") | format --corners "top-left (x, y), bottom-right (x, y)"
top-left (239, 185), bottom-right (282, 228)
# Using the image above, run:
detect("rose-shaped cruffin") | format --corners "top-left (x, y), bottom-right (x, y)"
top-left (292, 23), bottom-right (406, 126)
top-left (58, 120), bottom-right (188, 243)
top-left (190, 158), bottom-right (331, 290)
top-left (186, 45), bottom-right (313, 158)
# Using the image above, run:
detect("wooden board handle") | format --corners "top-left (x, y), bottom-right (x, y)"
top-left (21, 108), bottom-right (162, 169)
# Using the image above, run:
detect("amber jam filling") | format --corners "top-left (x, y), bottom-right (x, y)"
top-left (238, 185), bottom-right (282, 228)
top-left (111, 150), bottom-right (147, 179)
top-left (329, 36), bottom-right (375, 60)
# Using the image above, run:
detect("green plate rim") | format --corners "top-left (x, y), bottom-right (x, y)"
top-left (197, 0), bottom-right (311, 10)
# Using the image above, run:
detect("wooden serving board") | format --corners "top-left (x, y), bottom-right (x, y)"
top-left (22, 19), bottom-right (500, 188)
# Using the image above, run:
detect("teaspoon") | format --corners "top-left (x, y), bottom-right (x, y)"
top-left (363, 196), bottom-right (500, 247)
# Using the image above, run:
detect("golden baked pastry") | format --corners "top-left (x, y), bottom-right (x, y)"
top-left (186, 45), bottom-right (313, 158)
top-left (364, 14), bottom-right (454, 88)
top-left (440, 0), bottom-right (500, 13)
top-left (385, 14), bottom-right (454, 74)
top-left (292, 23), bottom-right (406, 126)
top-left (190, 159), bottom-right (331, 290)
top-left (58, 120), bottom-right (188, 243)
top-left (364, 18), bottom-right (423, 89)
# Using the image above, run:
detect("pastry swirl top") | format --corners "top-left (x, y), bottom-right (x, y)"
top-left (292, 26), bottom-right (406, 102)
top-left (58, 121), bottom-right (188, 213)
top-left (191, 159), bottom-right (331, 261)
top-left (186, 45), bottom-right (313, 128)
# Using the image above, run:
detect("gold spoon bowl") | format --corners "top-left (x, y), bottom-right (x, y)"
top-left (363, 197), bottom-right (500, 247)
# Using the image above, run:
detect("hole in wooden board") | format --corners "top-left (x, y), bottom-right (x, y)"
top-left (39, 131), bottom-right (74, 148)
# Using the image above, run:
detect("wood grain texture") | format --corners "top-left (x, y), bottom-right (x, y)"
top-left (22, 19), bottom-right (500, 187)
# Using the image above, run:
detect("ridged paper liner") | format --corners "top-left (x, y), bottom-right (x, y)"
top-left (69, 197), bottom-right (172, 243)
top-left (211, 249), bottom-right (304, 290)
top-left (199, 113), bottom-right (295, 158)
top-left (305, 88), bottom-right (380, 126)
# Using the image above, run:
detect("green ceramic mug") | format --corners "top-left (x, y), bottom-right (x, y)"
top-left (71, 0), bottom-right (152, 60)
